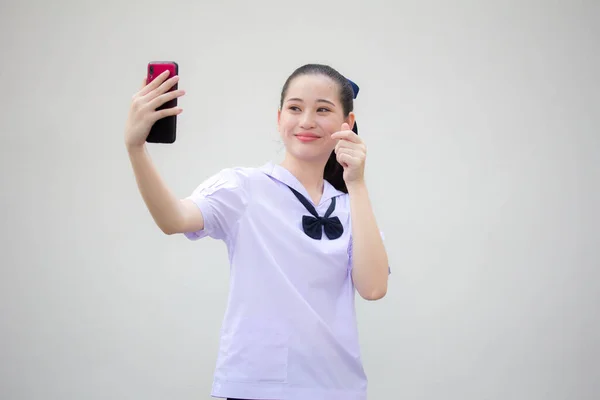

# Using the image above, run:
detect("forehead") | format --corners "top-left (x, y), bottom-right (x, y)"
top-left (285, 74), bottom-right (339, 102)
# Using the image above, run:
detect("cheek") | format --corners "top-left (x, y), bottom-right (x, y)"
top-left (283, 121), bottom-right (296, 136)
top-left (321, 119), bottom-right (341, 137)
top-left (321, 113), bottom-right (344, 129)
top-left (278, 117), bottom-right (292, 134)
top-left (281, 113), bottom-right (298, 129)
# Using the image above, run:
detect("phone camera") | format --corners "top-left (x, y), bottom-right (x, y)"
top-left (149, 66), bottom-right (154, 75)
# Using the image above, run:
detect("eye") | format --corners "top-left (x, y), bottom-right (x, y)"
top-left (288, 106), bottom-right (301, 112)
top-left (317, 107), bottom-right (331, 113)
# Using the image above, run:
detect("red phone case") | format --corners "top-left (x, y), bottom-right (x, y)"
top-left (146, 61), bottom-right (179, 144)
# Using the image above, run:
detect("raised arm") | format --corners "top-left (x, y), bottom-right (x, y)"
top-left (124, 71), bottom-right (202, 235)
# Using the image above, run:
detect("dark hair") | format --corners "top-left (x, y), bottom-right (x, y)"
top-left (279, 64), bottom-right (358, 193)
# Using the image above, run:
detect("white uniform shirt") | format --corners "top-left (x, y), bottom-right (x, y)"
top-left (184, 161), bottom-right (387, 400)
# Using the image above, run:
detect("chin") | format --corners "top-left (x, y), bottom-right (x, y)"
top-left (282, 136), bottom-right (332, 163)
top-left (287, 147), bottom-right (331, 164)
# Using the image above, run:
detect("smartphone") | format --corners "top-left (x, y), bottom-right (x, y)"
top-left (146, 61), bottom-right (179, 144)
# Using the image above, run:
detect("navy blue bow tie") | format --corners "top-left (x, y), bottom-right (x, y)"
top-left (287, 186), bottom-right (344, 240)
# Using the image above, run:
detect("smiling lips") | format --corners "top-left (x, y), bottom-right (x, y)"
top-left (295, 132), bottom-right (321, 142)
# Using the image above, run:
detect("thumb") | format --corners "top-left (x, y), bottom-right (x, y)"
top-left (341, 122), bottom-right (350, 131)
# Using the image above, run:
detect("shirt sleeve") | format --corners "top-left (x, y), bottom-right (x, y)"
top-left (348, 231), bottom-right (391, 274)
top-left (183, 167), bottom-right (249, 242)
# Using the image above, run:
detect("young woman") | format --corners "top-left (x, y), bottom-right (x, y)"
top-left (124, 64), bottom-right (390, 400)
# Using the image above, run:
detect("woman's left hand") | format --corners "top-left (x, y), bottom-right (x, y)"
top-left (331, 123), bottom-right (367, 185)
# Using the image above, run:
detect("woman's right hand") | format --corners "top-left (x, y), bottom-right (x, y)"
top-left (124, 70), bottom-right (185, 149)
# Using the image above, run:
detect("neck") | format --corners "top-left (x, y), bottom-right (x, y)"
top-left (280, 154), bottom-right (327, 198)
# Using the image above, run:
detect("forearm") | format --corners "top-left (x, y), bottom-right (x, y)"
top-left (127, 144), bottom-right (186, 234)
top-left (347, 180), bottom-right (389, 300)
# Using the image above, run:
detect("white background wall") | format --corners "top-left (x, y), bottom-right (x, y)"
top-left (1, 0), bottom-right (598, 399)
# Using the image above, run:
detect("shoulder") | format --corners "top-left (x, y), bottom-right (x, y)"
top-left (195, 165), bottom-right (267, 191)
top-left (212, 165), bottom-right (258, 181)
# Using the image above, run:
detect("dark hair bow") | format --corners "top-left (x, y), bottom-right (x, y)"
top-left (346, 79), bottom-right (360, 134)
top-left (287, 186), bottom-right (344, 240)
top-left (348, 79), bottom-right (359, 99)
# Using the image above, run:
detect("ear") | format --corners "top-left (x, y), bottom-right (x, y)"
top-left (277, 108), bottom-right (282, 131)
top-left (346, 112), bottom-right (356, 131)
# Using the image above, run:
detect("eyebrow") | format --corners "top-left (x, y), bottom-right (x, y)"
top-left (286, 98), bottom-right (336, 107)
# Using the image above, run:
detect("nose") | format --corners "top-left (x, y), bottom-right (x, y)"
top-left (299, 111), bottom-right (317, 129)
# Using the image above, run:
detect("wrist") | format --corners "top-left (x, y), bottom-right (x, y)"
top-left (126, 142), bottom-right (146, 155)
top-left (346, 179), bottom-right (367, 194)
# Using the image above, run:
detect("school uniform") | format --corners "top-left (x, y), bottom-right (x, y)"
top-left (184, 161), bottom-right (388, 400)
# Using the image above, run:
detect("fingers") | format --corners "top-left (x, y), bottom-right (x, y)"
top-left (331, 128), bottom-right (361, 143)
top-left (132, 77), bottom-right (149, 101)
top-left (336, 152), bottom-right (358, 168)
top-left (152, 106), bottom-right (183, 121)
top-left (334, 123), bottom-right (367, 175)
top-left (335, 137), bottom-right (366, 155)
top-left (145, 75), bottom-right (180, 100)
top-left (335, 147), bottom-right (361, 158)
top-left (138, 70), bottom-right (171, 96)
top-left (147, 89), bottom-right (186, 110)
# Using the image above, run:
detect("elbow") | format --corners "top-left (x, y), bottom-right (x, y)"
top-left (358, 282), bottom-right (388, 301)
top-left (361, 287), bottom-right (387, 301)
top-left (158, 208), bottom-right (189, 236)
top-left (158, 220), bottom-right (182, 236)
top-left (161, 227), bottom-right (178, 235)
top-left (354, 263), bottom-right (389, 301)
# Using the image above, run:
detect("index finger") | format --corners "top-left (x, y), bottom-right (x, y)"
top-left (331, 129), bottom-right (360, 143)
top-left (138, 70), bottom-right (170, 96)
